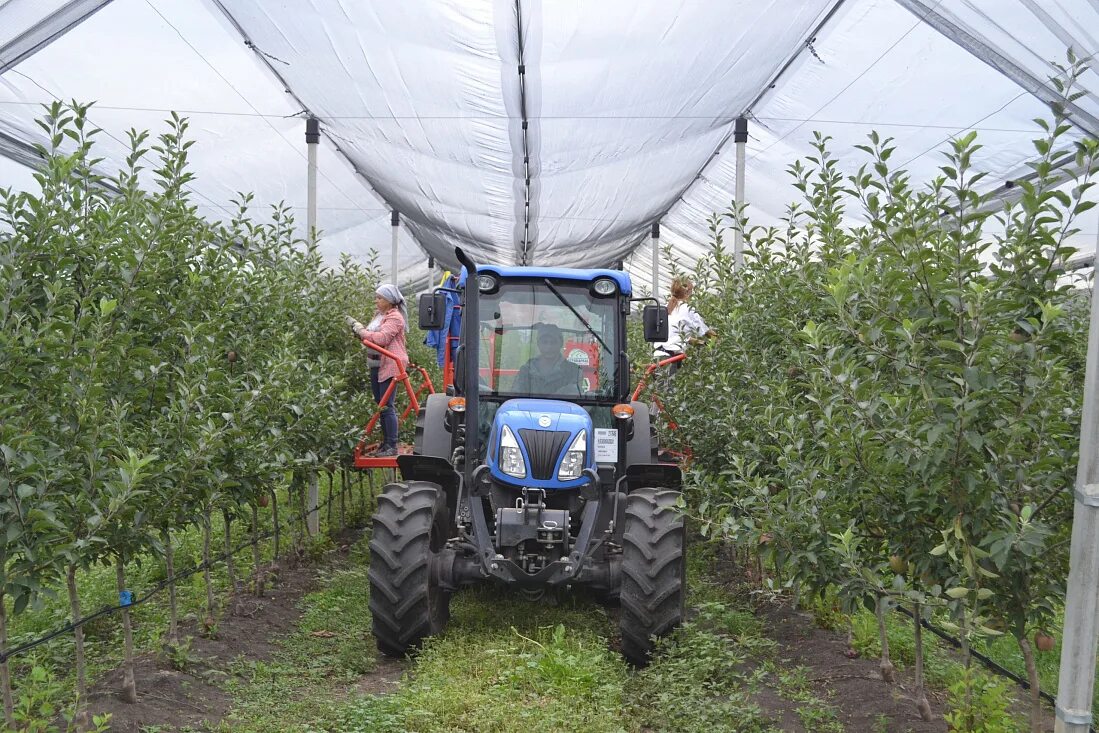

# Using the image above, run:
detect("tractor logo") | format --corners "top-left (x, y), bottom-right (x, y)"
top-left (567, 348), bottom-right (590, 366)
top-left (538, 415), bottom-right (552, 428)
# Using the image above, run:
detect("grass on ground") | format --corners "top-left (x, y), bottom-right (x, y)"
top-left (219, 533), bottom-right (847, 733)
top-left (7, 470), bottom-right (378, 730)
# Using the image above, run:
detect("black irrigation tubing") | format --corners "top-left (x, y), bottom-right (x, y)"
top-left (0, 468), bottom-right (381, 665)
top-left (894, 605), bottom-right (1097, 733)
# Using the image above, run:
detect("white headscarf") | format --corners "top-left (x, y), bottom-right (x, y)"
top-left (376, 283), bottom-right (407, 330)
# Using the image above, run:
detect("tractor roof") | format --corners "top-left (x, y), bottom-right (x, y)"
top-left (463, 265), bottom-right (632, 297)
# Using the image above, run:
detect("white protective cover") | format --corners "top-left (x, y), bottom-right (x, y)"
top-left (1, 0), bottom-right (1097, 286)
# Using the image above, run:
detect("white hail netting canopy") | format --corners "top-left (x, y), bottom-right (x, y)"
top-left (1, 0), bottom-right (1098, 290)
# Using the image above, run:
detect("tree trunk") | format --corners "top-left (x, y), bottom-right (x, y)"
top-left (1019, 635), bottom-right (1042, 733)
top-left (912, 603), bottom-right (932, 721)
top-left (288, 474), bottom-right (299, 557)
top-left (1, 587), bottom-right (15, 729)
top-left (270, 487), bottom-right (281, 588)
top-left (222, 506), bottom-right (236, 593)
top-left (163, 529), bottom-right (179, 646)
top-left (66, 564), bottom-right (90, 731)
top-left (339, 470), bottom-right (346, 529)
top-left (202, 507), bottom-right (215, 619)
top-left (251, 503), bottom-right (264, 597)
top-left (960, 611), bottom-right (974, 729)
top-left (271, 487), bottom-right (280, 561)
top-left (875, 595), bottom-right (895, 684)
top-left (296, 472), bottom-right (307, 550)
top-left (115, 559), bottom-right (137, 704)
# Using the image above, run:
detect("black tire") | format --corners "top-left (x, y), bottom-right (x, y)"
top-left (619, 488), bottom-right (686, 666)
top-left (368, 481), bottom-right (451, 657)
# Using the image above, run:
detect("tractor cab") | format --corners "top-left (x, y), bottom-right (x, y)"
top-left (467, 267), bottom-right (630, 478)
top-left (369, 248), bottom-right (685, 666)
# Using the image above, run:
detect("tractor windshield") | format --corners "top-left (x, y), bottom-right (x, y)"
top-left (477, 279), bottom-right (619, 400)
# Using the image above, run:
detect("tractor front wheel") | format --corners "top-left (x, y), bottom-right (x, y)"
top-left (369, 481), bottom-right (451, 657)
top-left (619, 487), bottom-right (686, 666)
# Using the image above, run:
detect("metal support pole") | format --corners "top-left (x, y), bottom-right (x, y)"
top-left (1055, 231), bottom-right (1099, 733)
top-left (306, 470), bottom-right (319, 536)
top-left (651, 221), bottom-right (661, 301)
top-left (305, 118), bottom-right (319, 245)
top-left (303, 118), bottom-right (321, 538)
top-left (733, 116), bottom-right (748, 270)
top-left (390, 210), bottom-right (400, 285)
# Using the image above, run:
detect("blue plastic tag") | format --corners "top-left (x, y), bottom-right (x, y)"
top-left (119, 590), bottom-right (133, 607)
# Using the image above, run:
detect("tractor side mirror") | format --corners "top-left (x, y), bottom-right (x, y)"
top-left (642, 305), bottom-right (669, 342)
top-left (418, 292), bottom-right (447, 330)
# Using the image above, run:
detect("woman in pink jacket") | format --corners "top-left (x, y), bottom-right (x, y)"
top-left (362, 284), bottom-right (409, 456)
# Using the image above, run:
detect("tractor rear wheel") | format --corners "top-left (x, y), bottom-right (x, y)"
top-left (619, 487), bottom-right (686, 666)
top-left (369, 481), bottom-right (451, 657)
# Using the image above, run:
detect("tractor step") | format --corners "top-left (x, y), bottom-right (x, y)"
top-left (353, 442), bottom-right (413, 469)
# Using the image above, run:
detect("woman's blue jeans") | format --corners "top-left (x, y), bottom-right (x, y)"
top-left (370, 367), bottom-right (398, 449)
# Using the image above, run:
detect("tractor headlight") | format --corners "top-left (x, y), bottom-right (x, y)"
top-left (477, 274), bottom-right (498, 294)
top-left (558, 430), bottom-right (587, 480)
top-left (499, 425), bottom-right (526, 479)
top-left (592, 278), bottom-right (617, 296)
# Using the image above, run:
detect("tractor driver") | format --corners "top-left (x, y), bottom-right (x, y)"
top-left (512, 323), bottom-right (582, 396)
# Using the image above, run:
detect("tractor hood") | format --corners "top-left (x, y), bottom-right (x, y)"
top-left (487, 399), bottom-right (594, 490)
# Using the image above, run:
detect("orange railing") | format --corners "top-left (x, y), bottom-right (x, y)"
top-left (348, 319), bottom-right (435, 468)
top-left (631, 352), bottom-right (686, 402)
top-left (632, 352), bottom-right (690, 465)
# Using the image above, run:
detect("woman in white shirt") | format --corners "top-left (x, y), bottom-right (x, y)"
top-left (653, 276), bottom-right (710, 373)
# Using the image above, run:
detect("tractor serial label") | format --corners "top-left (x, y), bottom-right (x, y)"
top-left (594, 428), bottom-right (618, 462)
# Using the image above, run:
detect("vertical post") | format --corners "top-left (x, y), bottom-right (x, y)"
top-left (391, 210), bottom-right (400, 285)
top-left (650, 221), bottom-right (661, 301)
top-left (733, 116), bottom-right (748, 270)
top-left (428, 255), bottom-right (436, 292)
top-left (1055, 246), bottom-right (1099, 733)
top-left (306, 469), bottom-right (319, 537)
top-left (302, 118), bottom-right (320, 541)
top-left (305, 118), bottom-right (320, 245)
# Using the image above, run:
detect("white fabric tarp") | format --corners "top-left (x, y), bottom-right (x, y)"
top-left (0, 0), bottom-right (430, 288)
top-left (1, 0), bottom-right (1098, 285)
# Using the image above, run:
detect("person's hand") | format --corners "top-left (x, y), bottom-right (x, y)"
top-left (345, 315), bottom-right (365, 337)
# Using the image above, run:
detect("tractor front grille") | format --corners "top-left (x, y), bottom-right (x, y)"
top-left (518, 429), bottom-right (571, 480)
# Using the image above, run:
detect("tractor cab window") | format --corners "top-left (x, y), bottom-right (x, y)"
top-left (477, 279), bottom-right (619, 401)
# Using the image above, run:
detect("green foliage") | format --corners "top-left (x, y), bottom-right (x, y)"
top-left (216, 543), bottom-right (377, 732)
top-left (6, 666), bottom-right (110, 733)
top-left (667, 56), bottom-right (1097, 689)
top-left (0, 101), bottom-right (385, 725)
top-left (773, 666), bottom-right (844, 733)
top-left (627, 616), bottom-right (771, 733)
top-left (943, 666), bottom-right (1022, 733)
top-left (338, 615), bottom-right (629, 733)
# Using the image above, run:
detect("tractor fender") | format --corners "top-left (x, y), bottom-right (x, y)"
top-left (626, 401), bottom-right (655, 467)
top-left (414, 393), bottom-right (453, 460)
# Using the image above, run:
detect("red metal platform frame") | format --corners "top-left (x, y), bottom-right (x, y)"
top-left (632, 352), bottom-right (691, 465)
top-left (352, 336), bottom-right (435, 469)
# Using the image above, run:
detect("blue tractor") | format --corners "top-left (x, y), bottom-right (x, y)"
top-left (368, 247), bottom-right (684, 665)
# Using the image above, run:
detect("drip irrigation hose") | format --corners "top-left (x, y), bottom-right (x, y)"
top-left (0, 474), bottom-right (369, 665)
top-left (894, 605), bottom-right (1096, 733)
